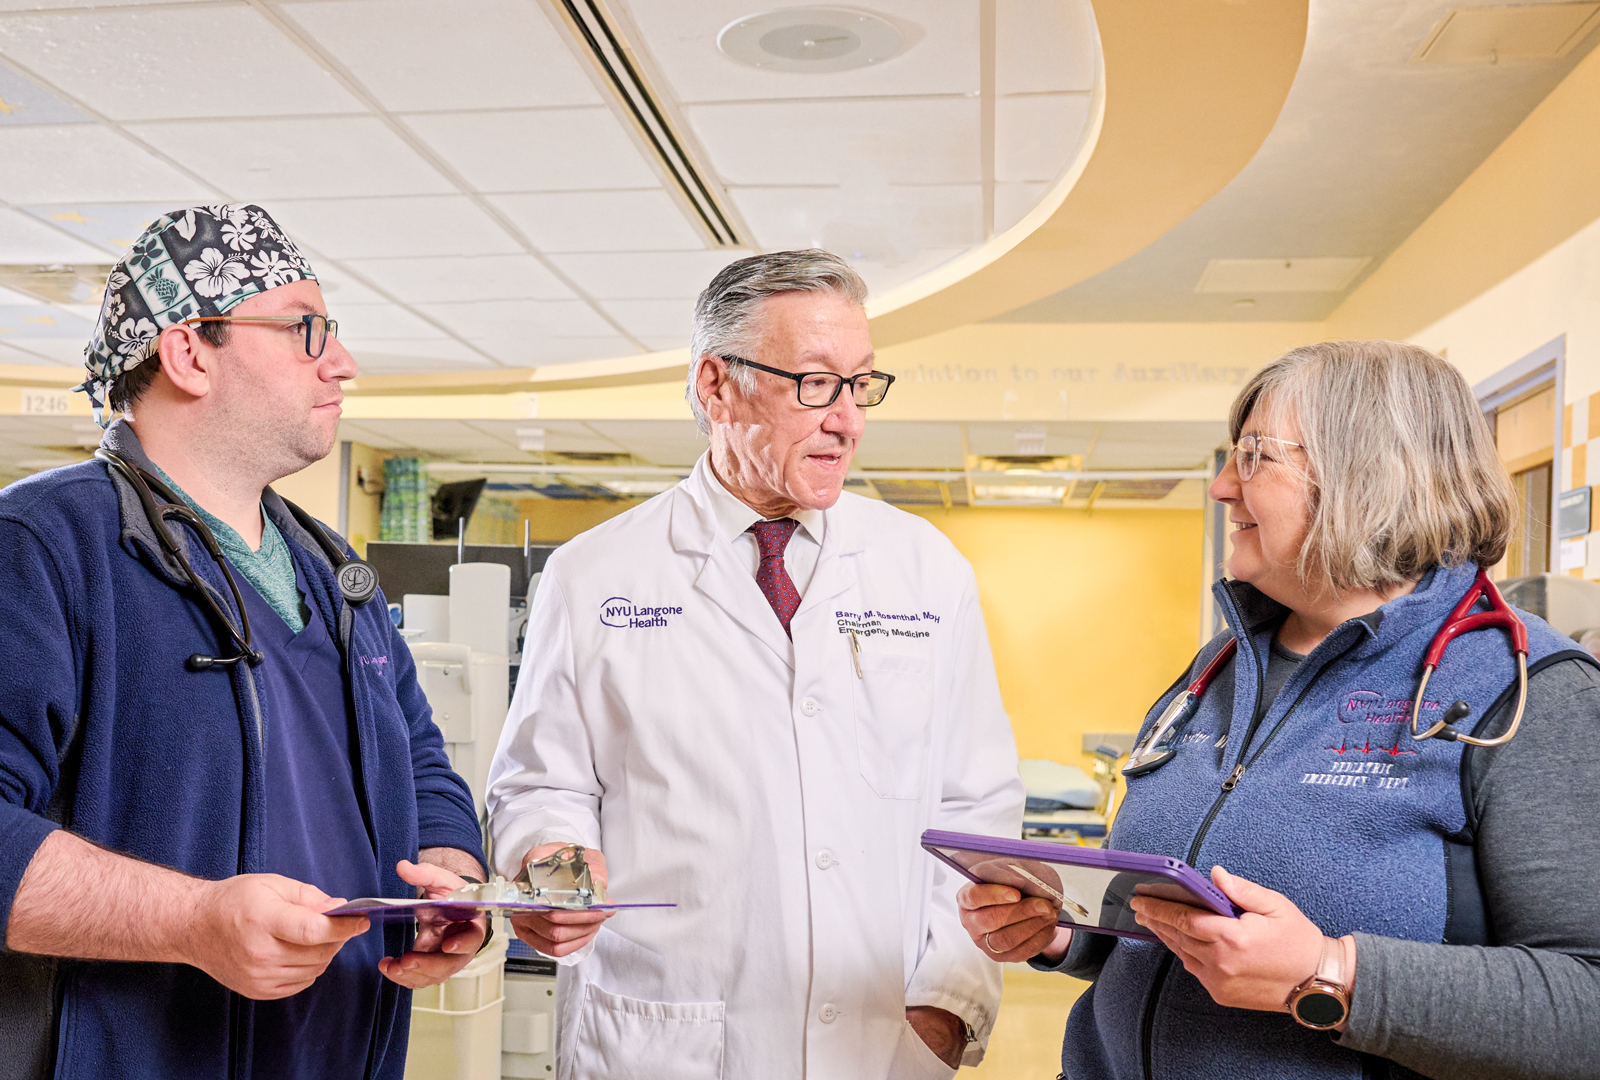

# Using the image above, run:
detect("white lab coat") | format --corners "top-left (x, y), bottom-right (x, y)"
top-left (487, 455), bottom-right (1023, 1080)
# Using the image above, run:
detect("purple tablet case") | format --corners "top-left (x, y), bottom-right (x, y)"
top-left (327, 898), bottom-right (675, 921)
top-left (921, 828), bottom-right (1240, 941)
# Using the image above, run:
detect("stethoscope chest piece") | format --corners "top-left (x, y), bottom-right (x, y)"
top-left (336, 558), bottom-right (380, 607)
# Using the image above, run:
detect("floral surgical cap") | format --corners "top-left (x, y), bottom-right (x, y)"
top-left (77, 203), bottom-right (317, 422)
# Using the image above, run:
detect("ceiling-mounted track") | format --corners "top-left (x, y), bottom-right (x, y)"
top-left (552, 0), bottom-right (745, 248)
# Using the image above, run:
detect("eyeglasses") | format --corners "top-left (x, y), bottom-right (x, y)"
top-left (183, 313), bottom-right (339, 359)
top-left (721, 355), bottom-right (895, 408)
top-left (1233, 433), bottom-right (1306, 481)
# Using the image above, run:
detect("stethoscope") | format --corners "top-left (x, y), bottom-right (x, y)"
top-left (97, 449), bottom-right (380, 672)
top-left (1123, 569), bottom-right (1529, 778)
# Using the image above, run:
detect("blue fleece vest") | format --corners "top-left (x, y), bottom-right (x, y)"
top-left (1062, 564), bottom-right (1585, 1080)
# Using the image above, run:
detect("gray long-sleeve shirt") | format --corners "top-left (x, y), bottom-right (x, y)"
top-left (1046, 655), bottom-right (1600, 1080)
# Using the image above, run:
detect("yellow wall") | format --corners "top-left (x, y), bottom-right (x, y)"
top-left (906, 505), bottom-right (1204, 772)
top-left (271, 449), bottom-right (341, 527)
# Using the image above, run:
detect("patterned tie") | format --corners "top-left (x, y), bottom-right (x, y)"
top-left (749, 518), bottom-right (801, 637)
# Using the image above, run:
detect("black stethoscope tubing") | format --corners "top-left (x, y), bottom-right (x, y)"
top-left (96, 449), bottom-right (378, 672)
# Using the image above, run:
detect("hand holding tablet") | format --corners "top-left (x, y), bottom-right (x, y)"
top-left (923, 829), bottom-right (1241, 944)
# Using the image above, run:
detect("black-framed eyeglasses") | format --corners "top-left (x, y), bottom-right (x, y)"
top-left (1233, 433), bottom-right (1306, 481)
top-left (721, 355), bottom-right (895, 408)
top-left (184, 313), bottom-right (339, 359)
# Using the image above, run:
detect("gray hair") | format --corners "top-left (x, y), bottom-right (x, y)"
top-left (685, 249), bottom-right (868, 435)
top-left (1229, 340), bottom-right (1516, 594)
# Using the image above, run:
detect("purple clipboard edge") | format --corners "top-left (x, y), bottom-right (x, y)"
top-left (920, 828), bottom-right (1240, 943)
top-left (326, 899), bottom-right (676, 921)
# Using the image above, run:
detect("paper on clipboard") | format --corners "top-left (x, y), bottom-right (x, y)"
top-left (326, 843), bottom-right (675, 922)
top-left (921, 829), bottom-right (1240, 941)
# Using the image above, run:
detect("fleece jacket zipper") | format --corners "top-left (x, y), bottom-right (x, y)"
top-left (1137, 613), bottom-right (1363, 1080)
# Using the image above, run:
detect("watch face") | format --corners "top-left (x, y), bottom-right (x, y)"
top-left (1293, 988), bottom-right (1348, 1029)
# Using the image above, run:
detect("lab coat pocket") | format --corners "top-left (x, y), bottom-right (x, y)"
top-left (569, 983), bottom-right (726, 1080)
top-left (853, 642), bottom-right (934, 799)
top-left (888, 1020), bottom-right (959, 1080)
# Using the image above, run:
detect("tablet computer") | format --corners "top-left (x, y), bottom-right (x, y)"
top-left (921, 829), bottom-right (1240, 941)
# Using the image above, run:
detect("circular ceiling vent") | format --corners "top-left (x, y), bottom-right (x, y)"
top-left (718, 7), bottom-right (905, 73)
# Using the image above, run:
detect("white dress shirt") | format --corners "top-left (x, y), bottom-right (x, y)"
top-left (705, 462), bottom-right (824, 597)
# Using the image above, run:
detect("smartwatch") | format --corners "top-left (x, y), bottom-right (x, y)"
top-left (1286, 935), bottom-right (1353, 1030)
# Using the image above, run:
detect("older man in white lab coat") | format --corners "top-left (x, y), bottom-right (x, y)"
top-left (487, 250), bottom-right (1023, 1080)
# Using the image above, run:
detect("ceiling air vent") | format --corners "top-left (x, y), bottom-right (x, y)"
top-left (1413, 3), bottom-right (1600, 64)
top-left (550, 0), bottom-right (745, 247)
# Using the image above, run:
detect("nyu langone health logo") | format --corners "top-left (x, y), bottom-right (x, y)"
top-left (600, 597), bottom-right (683, 629)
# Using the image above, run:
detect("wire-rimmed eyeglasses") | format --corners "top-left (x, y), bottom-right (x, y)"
top-left (722, 355), bottom-right (895, 408)
top-left (184, 313), bottom-right (339, 359)
top-left (1233, 433), bottom-right (1306, 481)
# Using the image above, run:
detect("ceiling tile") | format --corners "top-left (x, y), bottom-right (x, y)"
top-left (599, 298), bottom-right (694, 340)
top-left (348, 350), bottom-right (497, 376)
top-left (994, 181), bottom-right (1047, 233)
top-left (728, 184), bottom-right (981, 257)
top-left (341, 255), bottom-right (576, 303)
top-left (491, 190), bottom-right (705, 253)
top-left (0, 336), bottom-right (84, 364)
top-left (0, 0), bottom-right (214, 9)
top-left (0, 303), bottom-right (90, 339)
top-left (0, 284), bottom-right (34, 303)
top-left (686, 98), bottom-right (980, 186)
top-left (403, 108), bottom-right (657, 192)
top-left (282, 0), bottom-right (601, 111)
top-left (475, 336), bottom-right (639, 366)
top-left (636, 336), bottom-right (689, 353)
top-left (417, 298), bottom-right (617, 339)
top-left (581, 418), bottom-right (705, 466)
top-left (0, 6), bottom-right (363, 119)
top-left (330, 302), bottom-right (449, 340)
top-left (845, 246), bottom-right (966, 298)
top-left (625, 0), bottom-right (978, 103)
top-left (344, 337), bottom-right (483, 363)
top-left (0, 127), bottom-right (217, 205)
top-left (0, 57), bottom-right (89, 124)
top-left (547, 250), bottom-right (750, 299)
top-left (305, 261), bottom-right (392, 306)
top-left (851, 422), bottom-right (966, 469)
top-left (995, 0), bottom-right (1096, 95)
top-left (996, 93), bottom-right (1091, 183)
top-left (0, 206), bottom-right (120, 262)
top-left (268, 196), bottom-right (523, 259)
top-left (125, 117), bottom-right (455, 200)
top-left (18, 203), bottom-right (178, 256)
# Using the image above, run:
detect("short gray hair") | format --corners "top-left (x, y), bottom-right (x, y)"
top-left (685, 249), bottom-right (868, 435)
top-left (1230, 340), bottom-right (1516, 594)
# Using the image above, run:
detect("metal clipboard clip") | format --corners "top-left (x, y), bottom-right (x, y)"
top-left (444, 844), bottom-right (610, 910)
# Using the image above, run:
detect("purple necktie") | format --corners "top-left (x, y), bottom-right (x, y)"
top-left (749, 519), bottom-right (801, 637)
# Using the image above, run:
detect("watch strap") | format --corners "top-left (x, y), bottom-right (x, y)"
top-left (1287, 935), bottom-right (1353, 1030)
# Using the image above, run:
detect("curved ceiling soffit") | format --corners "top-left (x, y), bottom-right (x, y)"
top-left (313, 0), bottom-right (1309, 398)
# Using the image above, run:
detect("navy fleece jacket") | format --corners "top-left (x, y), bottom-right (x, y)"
top-left (0, 422), bottom-right (483, 1080)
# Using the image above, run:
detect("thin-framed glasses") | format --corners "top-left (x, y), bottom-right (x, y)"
top-left (722, 355), bottom-right (895, 408)
top-left (1234, 433), bottom-right (1306, 481)
top-left (184, 314), bottom-right (339, 359)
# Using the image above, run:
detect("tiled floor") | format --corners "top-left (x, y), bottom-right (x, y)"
top-left (969, 967), bottom-right (1089, 1078)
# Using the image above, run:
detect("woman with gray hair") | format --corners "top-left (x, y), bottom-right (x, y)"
top-left (960, 340), bottom-right (1600, 1079)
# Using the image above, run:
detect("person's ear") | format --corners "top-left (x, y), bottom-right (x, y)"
top-left (155, 322), bottom-right (216, 401)
top-left (696, 354), bottom-right (736, 425)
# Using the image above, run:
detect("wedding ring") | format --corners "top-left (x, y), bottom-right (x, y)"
top-left (983, 933), bottom-right (1002, 954)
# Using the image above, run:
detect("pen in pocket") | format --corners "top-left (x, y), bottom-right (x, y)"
top-left (848, 629), bottom-right (863, 679)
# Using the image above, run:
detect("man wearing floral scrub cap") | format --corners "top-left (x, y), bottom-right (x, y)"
top-left (0, 204), bottom-right (487, 1080)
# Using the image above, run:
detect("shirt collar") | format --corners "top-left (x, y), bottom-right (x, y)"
top-left (704, 458), bottom-right (825, 547)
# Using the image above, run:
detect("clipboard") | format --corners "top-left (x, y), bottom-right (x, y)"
top-left (325, 843), bottom-right (674, 922)
top-left (921, 829), bottom-right (1240, 942)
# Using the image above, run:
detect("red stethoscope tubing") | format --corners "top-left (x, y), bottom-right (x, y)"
top-left (1130, 569), bottom-right (1528, 772)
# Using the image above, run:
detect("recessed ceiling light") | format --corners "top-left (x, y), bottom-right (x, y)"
top-left (718, 7), bottom-right (905, 73)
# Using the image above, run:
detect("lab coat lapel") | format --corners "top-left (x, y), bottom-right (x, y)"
top-left (669, 463), bottom-right (795, 670)
top-left (795, 495), bottom-right (863, 619)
